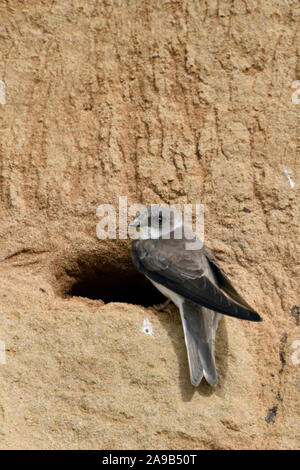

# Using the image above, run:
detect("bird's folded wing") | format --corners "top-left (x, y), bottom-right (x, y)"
top-left (131, 238), bottom-right (261, 322)
top-left (203, 246), bottom-right (255, 311)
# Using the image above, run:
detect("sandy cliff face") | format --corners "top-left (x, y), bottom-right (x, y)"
top-left (0, 0), bottom-right (299, 449)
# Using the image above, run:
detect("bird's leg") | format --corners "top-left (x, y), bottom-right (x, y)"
top-left (153, 298), bottom-right (171, 312)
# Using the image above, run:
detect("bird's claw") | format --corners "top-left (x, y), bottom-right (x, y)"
top-left (153, 299), bottom-right (171, 312)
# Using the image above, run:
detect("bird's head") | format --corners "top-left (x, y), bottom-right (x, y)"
top-left (129, 205), bottom-right (183, 240)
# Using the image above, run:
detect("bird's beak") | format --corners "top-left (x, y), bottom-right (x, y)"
top-left (129, 219), bottom-right (140, 227)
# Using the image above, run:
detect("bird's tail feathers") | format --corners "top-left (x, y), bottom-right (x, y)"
top-left (179, 300), bottom-right (218, 387)
top-left (198, 341), bottom-right (218, 386)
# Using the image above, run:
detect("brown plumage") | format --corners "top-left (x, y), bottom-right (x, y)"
top-left (130, 205), bottom-right (262, 386)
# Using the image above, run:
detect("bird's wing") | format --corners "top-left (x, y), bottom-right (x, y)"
top-left (131, 238), bottom-right (261, 322)
top-left (203, 246), bottom-right (255, 311)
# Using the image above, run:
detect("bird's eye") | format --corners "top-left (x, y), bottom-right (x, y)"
top-left (158, 214), bottom-right (163, 224)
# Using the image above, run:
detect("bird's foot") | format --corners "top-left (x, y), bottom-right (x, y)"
top-left (153, 299), bottom-right (171, 312)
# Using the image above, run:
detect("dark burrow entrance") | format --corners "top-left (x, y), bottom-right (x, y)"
top-left (62, 253), bottom-right (165, 307)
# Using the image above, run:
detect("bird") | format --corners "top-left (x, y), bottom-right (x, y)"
top-left (129, 205), bottom-right (262, 387)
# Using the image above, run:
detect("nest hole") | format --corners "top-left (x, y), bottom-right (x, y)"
top-left (64, 254), bottom-right (165, 307)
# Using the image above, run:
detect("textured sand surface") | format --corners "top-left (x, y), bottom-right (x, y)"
top-left (0, 0), bottom-right (299, 449)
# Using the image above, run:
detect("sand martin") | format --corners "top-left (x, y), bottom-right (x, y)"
top-left (129, 205), bottom-right (261, 387)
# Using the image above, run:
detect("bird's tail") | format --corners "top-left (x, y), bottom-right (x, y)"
top-left (179, 299), bottom-right (218, 387)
